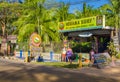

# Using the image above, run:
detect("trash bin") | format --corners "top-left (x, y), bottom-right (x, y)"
top-left (50, 51), bottom-right (53, 61)
top-left (20, 50), bottom-right (22, 58)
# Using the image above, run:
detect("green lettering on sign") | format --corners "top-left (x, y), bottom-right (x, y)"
top-left (58, 16), bottom-right (103, 31)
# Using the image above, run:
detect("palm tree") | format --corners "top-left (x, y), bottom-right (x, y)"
top-left (13, 0), bottom-right (60, 42)
top-left (54, 2), bottom-right (75, 41)
top-left (55, 2), bottom-right (70, 22)
top-left (100, 0), bottom-right (120, 66)
top-left (75, 2), bottom-right (102, 18)
top-left (100, 0), bottom-right (120, 35)
top-left (13, 0), bottom-right (61, 52)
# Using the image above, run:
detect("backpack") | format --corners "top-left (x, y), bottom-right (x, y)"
top-left (70, 54), bottom-right (76, 60)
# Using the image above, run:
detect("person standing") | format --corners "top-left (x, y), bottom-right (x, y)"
top-left (66, 47), bottom-right (73, 64)
top-left (89, 49), bottom-right (95, 64)
top-left (61, 47), bottom-right (66, 62)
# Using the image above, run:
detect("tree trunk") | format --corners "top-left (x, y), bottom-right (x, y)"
top-left (42, 43), bottom-right (45, 52)
top-left (1, 21), bottom-right (6, 36)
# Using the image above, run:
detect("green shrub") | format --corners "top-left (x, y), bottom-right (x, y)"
top-left (116, 53), bottom-right (120, 59)
top-left (107, 41), bottom-right (118, 57)
top-left (71, 42), bottom-right (91, 53)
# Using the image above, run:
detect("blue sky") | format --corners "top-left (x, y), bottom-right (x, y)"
top-left (56, 0), bottom-right (110, 13)
top-left (10, 0), bottom-right (110, 13)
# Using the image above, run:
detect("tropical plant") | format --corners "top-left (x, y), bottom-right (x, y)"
top-left (107, 41), bottom-right (117, 57)
top-left (100, 0), bottom-right (120, 56)
top-left (55, 2), bottom-right (70, 22)
top-left (13, 0), bottom-right (60, 43)
top-left (107, 41), bottom-right (118, 66)
top-left (11, 0), bottom-right (62, 52)
top-left (75, 2), bottom-right (102, 19)
top-left (100, 0), bottom-right (120, 33)
top-left (116, 52), bottom-right (120, 59)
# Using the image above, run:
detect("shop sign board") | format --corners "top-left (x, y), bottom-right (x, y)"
top-left (94, 53), bottom-right (109, 63)
top-left (11, 40), bottom-right (17, 43)
top-left (93, 53), bottom-right (110, 68)
top-left (7, 35), bottom-right (17, 41)
top-left (30, 33), bottom-right (41, 47)
top-left (30, 46), bottom-right (41, 57)
top-left (30, 33), bottom-right (41, 57)
top-left (59, 16), bottom-right (104, 31)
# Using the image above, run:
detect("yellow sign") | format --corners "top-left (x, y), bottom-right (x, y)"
top-left (59, 16), bottom-right (103, 30)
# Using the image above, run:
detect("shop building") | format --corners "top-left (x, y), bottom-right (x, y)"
top-left (59, 15), bottom-right (115, 53)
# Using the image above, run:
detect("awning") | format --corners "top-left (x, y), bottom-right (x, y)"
top-left (68, 29), bottom-right (112, 37)
top-left (59, 26), bottom-right (103, 33)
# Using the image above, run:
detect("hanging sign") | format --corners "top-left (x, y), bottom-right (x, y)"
top-left (7, 35), bottom-right (17, 43)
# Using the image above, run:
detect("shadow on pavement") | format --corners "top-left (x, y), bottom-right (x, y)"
top-left (0, 60), bottom-right (119, 82)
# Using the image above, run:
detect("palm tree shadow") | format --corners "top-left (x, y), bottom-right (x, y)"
top-left (62, 63), bottom-right (79, 68)
top-left (0, 61), bottom-right (119, 82)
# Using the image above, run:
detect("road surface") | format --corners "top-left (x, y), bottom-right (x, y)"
top-left (0, 58), bottom-right (120, 82)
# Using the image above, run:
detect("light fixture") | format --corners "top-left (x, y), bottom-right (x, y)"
top-left (78, 32), bottom-right (92, 37)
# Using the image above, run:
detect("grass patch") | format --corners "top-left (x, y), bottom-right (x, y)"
top-left (33, 62), bottom-right (79, 69)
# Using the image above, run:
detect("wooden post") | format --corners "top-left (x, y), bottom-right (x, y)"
top-left (94, 36), bottom-right (98, 53)
top-left (25, 52), bottom-right (28, 62)
top-left (78, 53), bottom-right (82, 68)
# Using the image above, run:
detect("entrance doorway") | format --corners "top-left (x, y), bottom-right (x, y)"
top-left (97, 36), bottom-right (110, 53)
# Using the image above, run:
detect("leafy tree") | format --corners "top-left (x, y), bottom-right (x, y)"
top-left (107, 41), bottom-right (118, 66)
top-left (100, 0), bottom-right (120, 57)
top-left (100, 0), bottom-right (120, 33)
top-left (55, 2), bottom-right (70, 22)
top-left (0, 2), bottom-right (21, 36)
top-left (0, 2), bottom-right (10, 36)
top-left (107, 41), bottom-right (117, 57)
top-left (13, 0), bottom-right (61, 43)
top-left (54, 2), bottom-right (76, 41)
